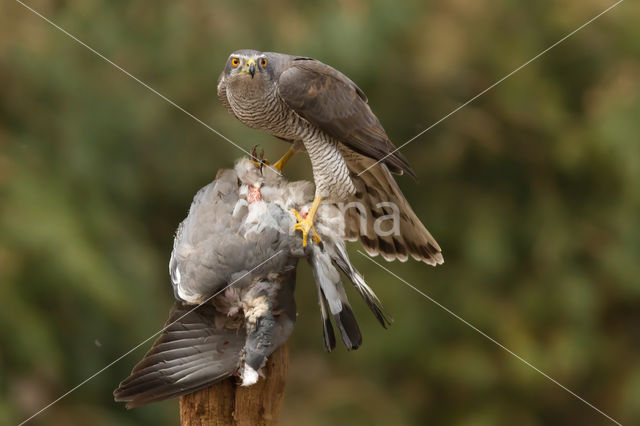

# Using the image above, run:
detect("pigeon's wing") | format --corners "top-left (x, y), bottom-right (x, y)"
top-left (113, 302), bottom-right (245, 408)
top-left (276, 58), bottom-right (415, 178)
top-left (170, 169), bottom-right (246, 303)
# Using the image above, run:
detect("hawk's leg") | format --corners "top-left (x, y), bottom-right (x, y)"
top-left (291, 195), bottom-right (323, 247)
top-left (251, 143), bottom-right (301, 173)
top-left (273, 141), bottom-right (304, 172)
top-left (272, 148), bottom-right (295, 172)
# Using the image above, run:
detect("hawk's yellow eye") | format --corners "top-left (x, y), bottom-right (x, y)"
top-left (231, 57), bottom-right (240, 67)
top-left (260, 58), bottom-right (267, 67)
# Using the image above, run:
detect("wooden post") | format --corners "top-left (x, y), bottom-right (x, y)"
top-left (179, 343), bottom-right (289, 426)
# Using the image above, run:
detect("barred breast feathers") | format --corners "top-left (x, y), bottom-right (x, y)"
top-left (302, 131), bottom-right (356, 201)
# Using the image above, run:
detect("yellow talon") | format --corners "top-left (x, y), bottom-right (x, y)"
top-left (251, 159), bottom-right (270, 169)
top-left (291, 195), bottom-right (323, 247)
top-left (291, 210), bottom-right (321, 247)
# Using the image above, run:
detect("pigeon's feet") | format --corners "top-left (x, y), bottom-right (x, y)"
top-left (291, 208), bottom-right (321, 247)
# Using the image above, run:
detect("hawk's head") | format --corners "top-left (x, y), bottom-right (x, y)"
top-left (224, 49), bottom-right (275, 84)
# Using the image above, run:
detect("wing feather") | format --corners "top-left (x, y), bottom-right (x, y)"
top-left (341, 148), bottom-right (444, 266)
top-left (113, 302), bottom-right (244, 408)
top-left (277, 59), bottom-right (415, 178)
top-left (217, 72), bottom-right (235, 116)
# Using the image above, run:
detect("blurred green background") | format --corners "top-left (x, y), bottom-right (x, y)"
top-left (1, 0), bottom-right (639, 425)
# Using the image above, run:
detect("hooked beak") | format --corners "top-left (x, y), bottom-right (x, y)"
top-left (245, 59), bottom-right (256, 78)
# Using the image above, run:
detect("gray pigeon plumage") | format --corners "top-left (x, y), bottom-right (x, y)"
top-left (114, 159), bottom-right (390, 408)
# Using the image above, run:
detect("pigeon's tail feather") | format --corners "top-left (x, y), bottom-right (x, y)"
top-left (347, 268), bottom-right (392, 328)
top-left (316, 284), bottom-right (336, 352)
top-left (309, 245), bottom-right (362, 350)
top-left (332, 298), bottom-right (362, 350)
top-left (330, 241), bottom-right (393, 328)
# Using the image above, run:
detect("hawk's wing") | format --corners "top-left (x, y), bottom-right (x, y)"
top-left (276, 58), bottom-right (415, 178)
top-left (217, 72), bottom-right (235, 116)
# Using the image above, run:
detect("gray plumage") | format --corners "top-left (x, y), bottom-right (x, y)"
top-left (217, 49), bottom-right (443, 265)
top-left (114, 159), bottom-right (389, 407)
top-left (168, 162), bottom-right (297, 304)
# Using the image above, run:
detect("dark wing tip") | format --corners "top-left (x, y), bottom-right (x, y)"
top-left (364, 237), bottom-right (444, 266)
top-left (322, 317), bottom-right (337, 352)
top-left (384, 149), bottom-right (417, 180)
top-left (334, 305), bottom-right (362, 350)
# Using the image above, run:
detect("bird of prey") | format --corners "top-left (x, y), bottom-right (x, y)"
top-left (114, 158), bottom-right (390, 407)
top-left (217, 50), bottom-right (443, 265)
